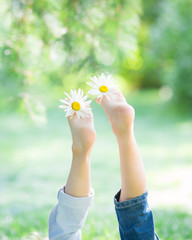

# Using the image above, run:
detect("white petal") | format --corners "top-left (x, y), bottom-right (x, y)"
top-left (82, 95), bottom-right (88, 101)
top-left (105, 94), bottom-right (110, 100)
top-left (60, 99), bottom-right (70, 105)
top-left (65, 108), bottom-right (73, 114)
top-left (64, 92), bottom-right (71, 100)
top-left (78, 89), bottom-right (83, 100)
top-left (78, 88), bottom-right (81, 96)
top-left (99, 96), bottom-right (103, 102)
top-left (77, 88), bottom-right (82, 100)
top-left (66, 110), bottom-right (74, 117)
top-left (96, 93), bottom-right (103, 102)
top-left (70, 89), bottom-right (76, 99)
top-left (65, 113), bottom-right (72, 118)
top-left (100, 73), bottom-right (105, 81)
top-left (106, 74), bottom-right (112, 82)
top-left (81, 110), bottom-right (89, 118)
top-left (98, 92), bottom-right (104, 97)
top-left (76, 111), bottom-right (81, 119)
top-left (59, 105), bottom-right (68, 109)
top-left (84, 99), bottom-right (92, 105)
top-left (80, 111), bottom-right (86, 118)
top-left (88, 90), bottom-right (100, 95)
top-left (90, 76), bottom-right (99, 84)
top-left (87, 81), bottom-right (98, 89)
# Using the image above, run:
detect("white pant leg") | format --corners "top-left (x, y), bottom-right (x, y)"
top-left (49, 188), bottom-right (94, 240)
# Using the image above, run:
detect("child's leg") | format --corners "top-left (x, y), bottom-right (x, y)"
top-left (96, 92), bottom-right (159, 240)
top-left (96, 91), bottom-right (146, 201)
top-left (49, 112), bottom-right (96, 240)
top-left (65, 112), bottom-right (96, 197)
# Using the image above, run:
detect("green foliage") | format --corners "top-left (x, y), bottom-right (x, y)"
top-left (0, 0), bottom-right (191, 118)
top-left (140, 0), bottom-right (192, 104)
top-left (0, 0), bottom-right (142, 111)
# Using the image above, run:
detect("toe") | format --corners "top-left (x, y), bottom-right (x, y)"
top-left (95, 97), bottom-right (100, 104)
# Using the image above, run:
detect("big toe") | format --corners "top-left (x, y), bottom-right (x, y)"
top-left (95, 97), bottom-right (101, 104)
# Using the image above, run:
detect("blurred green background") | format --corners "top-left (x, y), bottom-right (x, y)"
top-left (0, 0), bottom-right (192, 239)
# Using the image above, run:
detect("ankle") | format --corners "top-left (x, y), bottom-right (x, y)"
top-left (110, 104), bottom-right (135, 135)
top-left (115, 128), bottom-right (135, 143)
top-left (71, 127), bottom-right (96, 155)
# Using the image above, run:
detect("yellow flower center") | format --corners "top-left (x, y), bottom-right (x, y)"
top-left (99, 85), bottom-right (108, 93)
top-left (71, 102), bottom-right (81, 111)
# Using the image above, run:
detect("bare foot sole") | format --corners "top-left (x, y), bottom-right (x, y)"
top-left (95, 90), bottom-right (135, 136)
top-left (68, 112), bottom-right (96, 154)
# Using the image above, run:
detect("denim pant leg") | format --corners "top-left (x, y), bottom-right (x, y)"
top-left (114, 190), bottom-right (159, 240)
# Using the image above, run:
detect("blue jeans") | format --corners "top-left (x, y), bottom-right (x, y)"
top-left (114, 190), bottom-right (159, 240)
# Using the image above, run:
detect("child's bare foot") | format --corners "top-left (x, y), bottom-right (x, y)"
top-left (95, 90), bottom-right (135, 137)
top-left (68, 111), bottom-right (96, 155)
top-left (96, 90), bottom-right (147, 201)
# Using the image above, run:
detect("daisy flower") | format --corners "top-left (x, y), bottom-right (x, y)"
top-left (87, 73), bottom-right (119, 102)
top-left (59, 88), bottom-right (92, 119)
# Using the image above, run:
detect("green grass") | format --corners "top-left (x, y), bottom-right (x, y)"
top-left (0, 90), bottom-right (192, 240)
